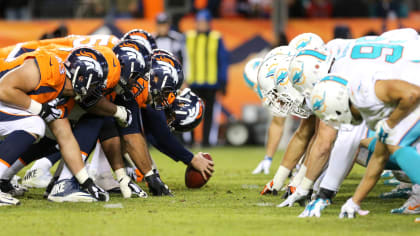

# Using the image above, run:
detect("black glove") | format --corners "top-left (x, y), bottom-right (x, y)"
top-left (39, 99), bottom-right (63, 123)
top-left (81, 178), bottom-right (109, 201)
top-left (114, 106), bottom-right (133, 128)
top-left (145, 173), bottom-right (173, 196)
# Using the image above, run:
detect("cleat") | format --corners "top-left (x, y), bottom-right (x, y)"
top-left (381, 170), bottom-right (394, 178)
top-left (384, 178), bottom-right (400, 186)
top-left (0, 191), bottom-right (20, 206)
top-left (48, 178), bottom-right (97, 202)
top-left (0, 179), bottom-right (25, 197)
top-left (282, 186), bottom-right (296, 199)
top-left (380, 183), bottom-right (412, 199)
top-left (23, 167), bottom-right (52, 188)
top-left (391, 184), bottom-right (420, 214)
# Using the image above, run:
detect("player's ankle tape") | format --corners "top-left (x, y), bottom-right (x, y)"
top-left (75, 167), bottom-right (89, 184)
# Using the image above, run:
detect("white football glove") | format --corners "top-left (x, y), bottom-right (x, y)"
top-left (252, 158), bottom-right (272, 175)
top-left (375, 119), bottom-right (395, 144)
top-left (277, 187), bottom-right (308, 207)
top-left (114, 106), bottom-right (133, 128)
top-left (339, 198), bottom-right (369, 219)
top-left (299, 198), bottom-right (330, 218)
top-left (119, 175), bottom-right (148, 198)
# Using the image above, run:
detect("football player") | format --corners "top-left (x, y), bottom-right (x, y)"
top-left (310, 36), bottom-right (420, 216)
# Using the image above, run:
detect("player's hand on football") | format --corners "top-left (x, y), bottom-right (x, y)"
top-left (40, 99), bottom-right (63, 123)
top-left (114, 105), bottom-right (133, 128)
top-left (81, 178), bottom-right (109, 201)
top-left (145, 173), bottom-right (173, 196)
top-left (119, 175), bottom-right (148, 198)
top-left (277, 187), bottom-right (308, 207)
top-left (299, 198), bottom-right (330, 218)
top-left (339, 198), bottom-right (369, 219)
top-left (190, 152), bottom-right (214, 181)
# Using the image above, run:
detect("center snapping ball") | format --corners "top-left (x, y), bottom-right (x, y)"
top-left (185, 153), bottom-right (213, 188)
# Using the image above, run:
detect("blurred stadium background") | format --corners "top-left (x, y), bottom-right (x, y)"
top-left (1, 0), bottom-right (420, 146)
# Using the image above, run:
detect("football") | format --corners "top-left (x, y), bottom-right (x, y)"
top-left (185, 153), bottom-right (213, 188)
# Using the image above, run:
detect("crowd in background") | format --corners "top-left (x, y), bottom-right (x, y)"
top-left (0, 0), bottom-right (419, 20)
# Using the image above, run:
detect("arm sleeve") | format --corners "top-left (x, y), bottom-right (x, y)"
top-left (217, 37), bottom-right (229, 92)
top-left (142, 106), bottom-right (194, 164)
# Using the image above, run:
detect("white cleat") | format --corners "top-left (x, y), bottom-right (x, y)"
top-left (22, 168), bottom-right (52, 188)
top-left (252, 159), bottom-right (272, 175)
top-left (391, 184), bottom-right (420, 214)
top-left (48, 178), bottom-right (97, 203)
top-left (0, 191), bottom-right (20, 206)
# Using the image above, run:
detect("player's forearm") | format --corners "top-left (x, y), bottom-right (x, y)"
top-left (0, 87), bottom-right (32, 110)
top-left (387, 93), bottom-right (420, 128)
top-left (352, 141), bottom-right (389, 205)
top-left (49, 118), bottom-right (84, 175)
top-left (265, 117), bottom-right (285, 157)
top-left (87, 97), bottom-right (117, 116)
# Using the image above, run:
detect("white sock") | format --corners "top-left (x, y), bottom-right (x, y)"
top-left (58, 153), bottom-right (88, 181)
top-left (1, 158), bottom-right (25, 180)
top-left (31, 157), bottom-right (53, 172)
top-left (289, 165), bottom-right (307, 187)
top-left (272, 165), bottom-right (291, 190)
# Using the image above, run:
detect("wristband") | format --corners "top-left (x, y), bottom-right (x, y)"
top-left (27, 99), bottom-right (42, 115)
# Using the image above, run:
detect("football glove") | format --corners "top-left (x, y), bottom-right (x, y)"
top-left (252, 158), bottom-right (272, 175)
top-left (119, 175), bottom-right (147, 198)
top-left (339, 198), bottom-right (369, 219)
top-left (277, 187), bottom-right (308, 207)
top-left (114, 106), bottom-right (133, 128)
top-left (299, 198), bottom-right (331, 218)
top-left (39, 99), bottom-right (63, 123)
top-left (145, 173), bottom-right (173, 196)
top-left (260, 180), bottom-right (278, 195)
top-left (81, 178), bottom-right (109, 201)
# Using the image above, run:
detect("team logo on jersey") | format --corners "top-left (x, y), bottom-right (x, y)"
top-left (312, 91), bottom-right (326, 113)
top-left (275, 68), bottom-right (289, 86)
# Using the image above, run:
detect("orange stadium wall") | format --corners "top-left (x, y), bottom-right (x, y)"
top-left (1, 16), bottom-right (420, 119)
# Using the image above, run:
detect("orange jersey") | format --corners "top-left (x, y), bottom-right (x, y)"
top-left (0, 48), bottom-right (66, 104)
top-left (0, 35), bottom-right (120, 60)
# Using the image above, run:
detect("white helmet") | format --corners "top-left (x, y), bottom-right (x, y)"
top-left (289, 46), bottom-right (334, 98)
top-left (243, 58), bottom-right (263, 98)
top-left (263, 46), bottom-right (296, 62)
top-left (289, 33), bottom-right (325, 50)
top-left (257, 55), bottom-right (289, 117)
top-left (310, 74), bottom-right (352, 129)
top-left (273, 59), bottom-right (311, 118)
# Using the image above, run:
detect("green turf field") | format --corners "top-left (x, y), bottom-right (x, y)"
top-left (1, 146), bottom-right (420, 236)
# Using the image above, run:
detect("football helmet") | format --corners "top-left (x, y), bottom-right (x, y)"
top-left (262, 46), bottom-right (296, 62)
top-left (149, 53), bottom-right (183, 110)
top-left (121, 29), bottom-right (157, 51)
top-left (289, 46), bottom-right (335, 98)
top-left (113, 39), bottom-right (152, 100)
top-left (310, 74), bottom-right (352, 129)
top-left (243, 57), bottom-right (263, 98)
top-left (289, 33), bottom-right (325, 50)
top-left (152, 49), bottom-right (184, 88)
top-left (166, 88), bottom-right (205, 132)
top-left (65, 47), bottom-right (107, 108)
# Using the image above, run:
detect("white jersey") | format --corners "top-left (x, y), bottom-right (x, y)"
top-left (330, 37), bottom-right (420, 130)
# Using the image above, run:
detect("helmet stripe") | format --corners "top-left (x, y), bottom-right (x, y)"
top-left (320, 75), bottom-right (348, 86)
top-left (296, 49), bottom-right (327, 61)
